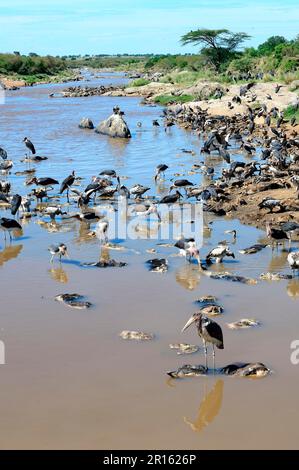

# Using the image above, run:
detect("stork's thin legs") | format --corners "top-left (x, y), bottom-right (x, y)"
top-left (212, 344), bottom-right (215, 373)
top-left (203, 339), bottom-right (208, 371)
top-left (50, 254), bottom-right (54, 263)
top-left (66, 188), bottom-right (69, 203)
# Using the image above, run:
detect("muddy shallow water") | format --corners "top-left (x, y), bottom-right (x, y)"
top-left (0, 73), bottom-right (299, 449)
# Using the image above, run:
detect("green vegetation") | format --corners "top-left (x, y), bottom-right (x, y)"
top-left (129, 78), bottom-right (150, 87)
top-left (160, 70), bottom-right (216, 85)
top-left (140, 32), bottom-right (299, 86)
top-left (0, 31), bottom-right (298, 88)
top-left (154, 94), bottom-right (195, 105)
top-left (284, 104), bottom-right (299, 122)
top-left (180, 28), bottom-right (250, 71)
top-left (64, 54), bottom-right (148, 71)
top-left (0, 53), bottom-right (66, 76)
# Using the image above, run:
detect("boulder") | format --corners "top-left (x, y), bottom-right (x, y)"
top-left (95, 113), bottom-right (131, 138)
top-left (79, 117), bottom-right (94, 129)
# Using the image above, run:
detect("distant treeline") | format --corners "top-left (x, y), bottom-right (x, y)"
top-left (0, 33), bottom-right (298, 81)
top-left (61, 35), bottom-right (299, 77)
top-left (141, 35), bottom-right (299, 76)
top-left (0, 53), bottom-right (67, 76)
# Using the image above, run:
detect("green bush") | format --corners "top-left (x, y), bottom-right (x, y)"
top-left (129, 78), bottom-right (150, 87)
top-left (154, 94), bottom-right (195, 105)
top-left (284, 104), bottom-right (299, 121)
top-left (0, 53), bottom-right (66, 76)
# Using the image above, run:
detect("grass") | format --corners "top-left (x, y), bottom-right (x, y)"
top-left (154, 94), bottom-right (196, 105)
top-left (284, 104), bottom-right (299, 122)
top-left (129, 78), bottom-right (150, 87)
top-left (159, 70), bottom-right (219, 86)
top-left (18, 70), bottom-right (78, 85)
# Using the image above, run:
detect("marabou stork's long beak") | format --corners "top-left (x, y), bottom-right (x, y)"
top-left (181, 314), bottom-right (197, 332)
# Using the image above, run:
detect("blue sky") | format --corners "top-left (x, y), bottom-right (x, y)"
top-left (0, 0), bottom-right (297, 55)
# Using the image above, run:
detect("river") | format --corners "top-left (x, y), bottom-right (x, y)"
top-left (0, 72), bottom-right (298, 449)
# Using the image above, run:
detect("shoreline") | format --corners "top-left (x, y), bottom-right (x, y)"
top-left (0, 70), bottom-right (82, 90)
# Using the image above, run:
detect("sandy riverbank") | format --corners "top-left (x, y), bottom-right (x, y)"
top-left (105, 79), bottom-right (298, 115)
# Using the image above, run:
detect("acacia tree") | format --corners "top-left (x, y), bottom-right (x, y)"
top-left (181, 28), bottom-right (250, 70)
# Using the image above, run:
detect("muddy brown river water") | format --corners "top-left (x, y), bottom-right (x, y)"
top-left (0, 72), bottom-right (298, 449)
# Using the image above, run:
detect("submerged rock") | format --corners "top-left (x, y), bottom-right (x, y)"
top-left (96, 111), bottom-right (131, 138)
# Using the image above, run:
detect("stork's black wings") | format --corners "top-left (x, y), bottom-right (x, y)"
top-left (11, 194), bottom-right (22, 216)
top-left (25, 140), bottom-right (36, 154)
top-left (205, 320), bottom-right (224, 349)
top-left (60, 173), bottom-right (75, 194)
top-left (0, 148), bottom-right (7, 159)
top-left (0, 217), bottom-right (22, 230)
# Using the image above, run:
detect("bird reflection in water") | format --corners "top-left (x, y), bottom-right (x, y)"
top-left (184, 380), bottom-right (224, 433)
top-left (287, 278), bottom-right (299, 298)
top-left (37, 219), bottom-right (75, 234)
top-left (73, 222), bottom-right (97, 244)
top-left (48, 266), bottom-right (68, 283)
top-left (99, 245), bottom-right (110, 262)
top-left (268, 249), bottom-right (288, 272)
top-left (155, 182), bottom-right (169, 195)
top-left (0, 244), bottom-right (23, 266)
top-left (175, 264), bottom-right (201, 290)
top-left (108, 137), bottom-right (129, 158)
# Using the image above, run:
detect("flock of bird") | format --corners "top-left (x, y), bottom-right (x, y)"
top-left (0, 80), bottom-right (299, 371)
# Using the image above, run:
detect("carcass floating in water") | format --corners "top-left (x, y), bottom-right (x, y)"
top-left (196, 295), bottom-right (218, 303)
top-left (194, 296), bottom-right (223, 315)
top-left (167, 362), bottom-right (270, 379)
top-left (260, 272), bottom-right (293, 281)
top-left (146, 258), bottom-right (168, 272)
top-left (168, 364), bottom-right (207, 378)
top-left (227, 318), bottom-right (260, 329)
top-left (81, 259), bottom-right (127, 268)
top-left (204, 271), bottom-right (257, 285)
top-left (239, 244), bottom-right (268, 255)
top-left (119, 330), bottom-right (154, 341)
top-left (55, 293), bottom-right (92, 309)
top-left (169, 343), bottom-right (199, 355)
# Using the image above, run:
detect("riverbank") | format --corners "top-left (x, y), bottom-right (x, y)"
top-left (105, 79), bottom-right (299, 114)
top-left (0, 70), bottom-right (82, 90)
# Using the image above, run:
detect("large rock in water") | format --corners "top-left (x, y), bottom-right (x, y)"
top-left (79, 117), bottom-right (94, 129)
top-left (96, 113), bottom-right (131, 138)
